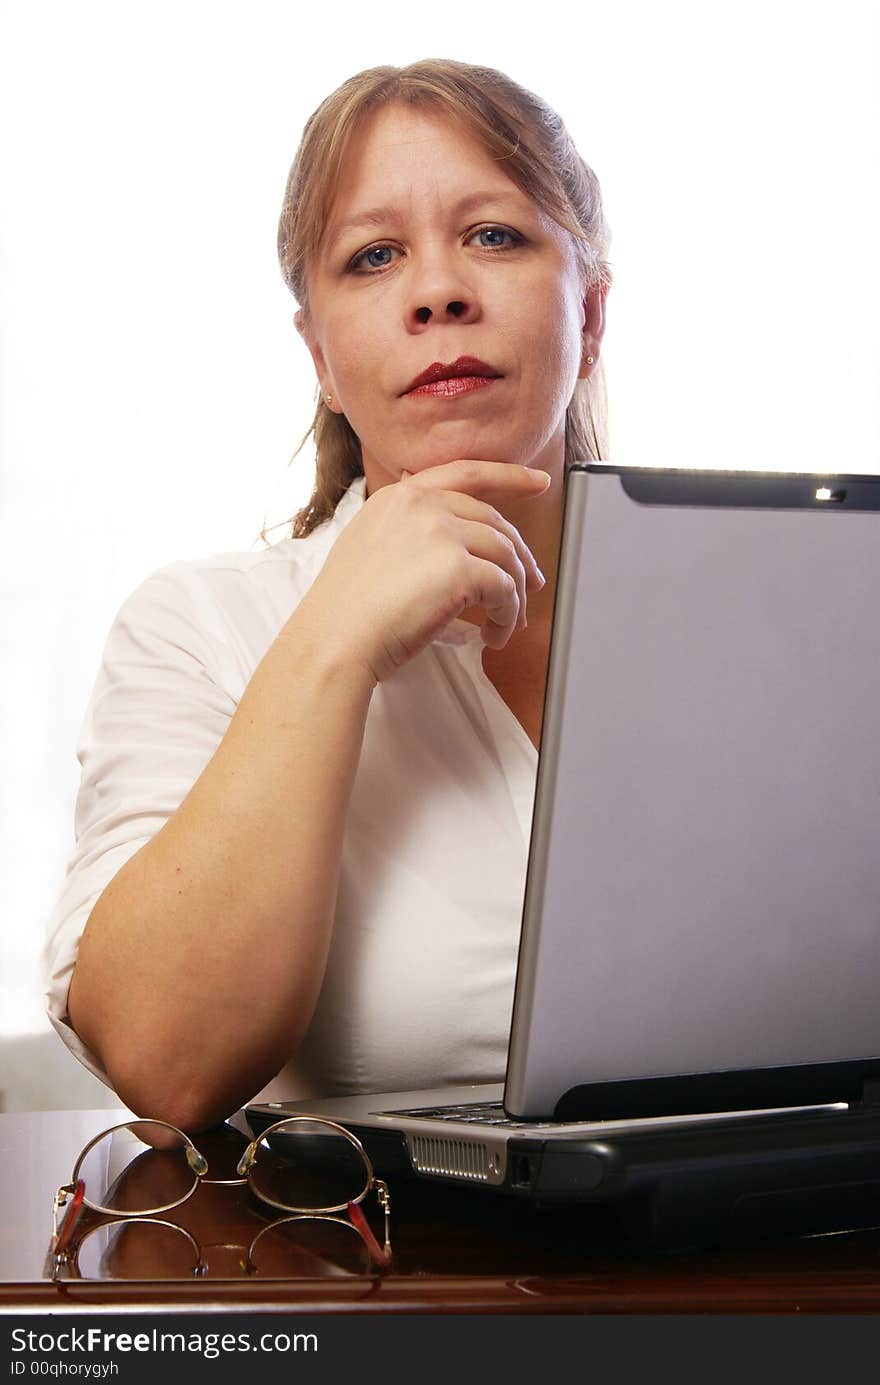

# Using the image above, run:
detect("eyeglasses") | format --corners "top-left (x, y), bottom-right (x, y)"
top-left (49, 1116), bottom-right (392, 1280)
top-left (236, 1116), bottom-right (391, 1270)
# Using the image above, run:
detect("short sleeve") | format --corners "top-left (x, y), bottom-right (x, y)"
top-left (44, 563), bottom-right (239, 1086)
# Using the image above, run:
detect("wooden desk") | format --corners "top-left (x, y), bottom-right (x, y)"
top-left (3, 1108), bottom-right (880, 1314)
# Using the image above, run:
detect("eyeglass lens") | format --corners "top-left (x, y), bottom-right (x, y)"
top-left (74, 1220), bottom-right (202, 1280)
top-left (248, 1120), bottom-right (370, 1210)
top-left (76, 1122), bottom-right (199, 1214)
top-left (247, 1217), bottom-right (374, 1277)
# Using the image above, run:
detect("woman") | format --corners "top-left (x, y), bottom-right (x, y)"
top-left (45, 59), bottom-right (611, 1133)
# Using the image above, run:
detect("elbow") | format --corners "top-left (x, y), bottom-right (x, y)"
top-left (107, 1070), bottom-right (242, 1137)
top-left (101, 1039), bottom-right (290, 1136)
top-left (101, 1038), bottom-right (304, 1138)
top-left (65, 977), bottom-right (215, 1132)
top-left (68, 965), bottom-right (308, 1136)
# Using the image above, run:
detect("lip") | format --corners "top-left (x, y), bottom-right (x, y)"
top-left (402, 356), bottom-right (502, 396)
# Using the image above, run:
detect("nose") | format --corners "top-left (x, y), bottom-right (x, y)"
top-left (412, 298), bottom-right (479, 326)
top-left (405, 257), bottom-right (481, 332)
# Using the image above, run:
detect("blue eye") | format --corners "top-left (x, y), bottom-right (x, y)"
top-left (365, 246), bottom-right (395, 268)
top-left (471, 226), bottom-right (523, 250)
top-left (347, 225), bottom-right (523, 275)
top-left (349, 244), bottom-right (399, 273)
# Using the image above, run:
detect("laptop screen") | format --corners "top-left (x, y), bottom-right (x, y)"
top-left (506, 466), bottom-right (880, 1119)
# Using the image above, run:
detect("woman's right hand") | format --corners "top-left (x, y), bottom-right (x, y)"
top-left (293, 459), bottom-right (551, 685)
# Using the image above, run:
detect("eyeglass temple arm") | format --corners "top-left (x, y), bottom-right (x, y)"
top-left (51, 1180), bottom-right (85, 1261)
top-left (348, 1179), bottom-right (392, 1267)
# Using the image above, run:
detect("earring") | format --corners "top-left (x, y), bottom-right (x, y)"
top-left (585, 356), bottom-right (595, 366)
top-left (325, 394), bottom-right (333, 406)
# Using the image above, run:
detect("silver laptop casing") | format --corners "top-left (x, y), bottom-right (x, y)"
top-left (506, 467), bottom-right (880, 1117)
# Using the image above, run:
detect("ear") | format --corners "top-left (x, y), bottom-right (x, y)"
top-left (295, 310), bottom-right (338, 407)
top-left (578, 280), bottom-right (608, 379)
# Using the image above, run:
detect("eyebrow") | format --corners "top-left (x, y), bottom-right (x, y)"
top-left (324, 189), bottom-right (531, 254)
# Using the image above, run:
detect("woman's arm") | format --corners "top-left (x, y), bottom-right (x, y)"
top-left (67, 460), bottom-right (547, 1132)
top-left (68, 609), bottom-right (375, 1133)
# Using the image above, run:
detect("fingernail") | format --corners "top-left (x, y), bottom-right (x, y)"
top-left (536, 567), bottom-right (546, 586)
top-left (535, 471), bottom-right (552, 488)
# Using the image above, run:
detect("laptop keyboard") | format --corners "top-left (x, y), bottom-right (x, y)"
top-left (379, 1100), bottom-right (567, 1130)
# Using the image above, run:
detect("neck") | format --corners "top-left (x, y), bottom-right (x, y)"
top-left (460, 434), bottom-right (567, 636)
top-left (498, 459), bottom-right (565, 633)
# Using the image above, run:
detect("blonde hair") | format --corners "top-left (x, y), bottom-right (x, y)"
top-left (277, 59), bottom-right (612, 538)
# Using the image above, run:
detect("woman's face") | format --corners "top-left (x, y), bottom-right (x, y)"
top-left (298, 102), bottom-right (603, 489)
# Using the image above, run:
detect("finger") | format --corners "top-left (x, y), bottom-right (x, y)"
top-left (446, 494), bottom-right (545, 592)
top-left (464, 556), bottom-right (520, 649)
top-left (455, 519), bottom-right (528, 631)
top-left (407, 459), bottom-right (551, 501)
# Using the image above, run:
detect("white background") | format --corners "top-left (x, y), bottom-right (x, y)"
top-left (1, 0), bottom-right (878, 1108)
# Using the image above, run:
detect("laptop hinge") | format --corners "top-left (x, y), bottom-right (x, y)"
top-left (552, 1061), bottom-right (880, 1122)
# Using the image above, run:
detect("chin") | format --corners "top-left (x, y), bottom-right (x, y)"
top-left (407, 435), bottom-right (523, 472)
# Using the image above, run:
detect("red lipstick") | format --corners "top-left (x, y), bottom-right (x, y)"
top-left (403, 356), bottom-right (502, 397)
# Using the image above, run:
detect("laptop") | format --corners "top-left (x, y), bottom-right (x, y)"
top-left (248, 465), bottom-right (880, 1248)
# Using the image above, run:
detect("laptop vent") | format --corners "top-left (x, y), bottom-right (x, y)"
top-left (409, 1135), bottom-right (491, 1181)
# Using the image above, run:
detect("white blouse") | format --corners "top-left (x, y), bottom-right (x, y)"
top-left (44, 477), bottom-right (538, 1105)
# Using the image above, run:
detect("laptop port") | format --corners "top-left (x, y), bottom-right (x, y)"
top-left (513, 1156), bottom-right (534, 1188)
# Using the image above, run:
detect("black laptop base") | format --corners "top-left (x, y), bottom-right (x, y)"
top-left (247, 1103), bottom-right (880, 1254)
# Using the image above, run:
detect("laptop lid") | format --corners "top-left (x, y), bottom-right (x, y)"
top-left (505, 465), bottom-right (880, 1121)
